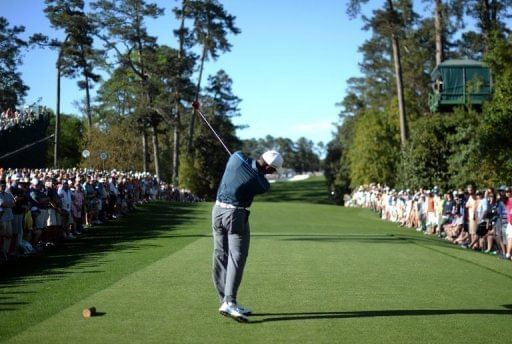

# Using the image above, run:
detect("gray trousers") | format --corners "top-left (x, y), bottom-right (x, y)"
top-left (212, 205), bottom-right (250, 304)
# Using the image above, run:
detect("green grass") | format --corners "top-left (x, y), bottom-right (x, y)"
top-left (1, 177), bottom-right (512, 343)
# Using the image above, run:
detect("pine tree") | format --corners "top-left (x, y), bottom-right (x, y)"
top-left (0, 17), bottom-right (29, 109)
top-left (91, 0), bottom-right (164, 176)
top-left (182, 0), bottom-right (241, 153)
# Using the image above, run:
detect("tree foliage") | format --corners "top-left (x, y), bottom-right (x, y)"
top-left (327, 0), bottom-right (512, 194)
top-left (0, 17), bottom-right (29, 109)
top-left (44, 0), bottom-right (103, 128)
top-left (179, 70), bottom-right (242, 198)
top-left (241, 135), bottom-right (322, 174)
top-left (45, 112), bottom-right (85, 168)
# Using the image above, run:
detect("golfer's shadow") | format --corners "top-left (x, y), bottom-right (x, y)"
top-left (249, 306), bottom-right (512, 323)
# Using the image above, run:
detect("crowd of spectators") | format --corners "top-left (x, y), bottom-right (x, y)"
top-left (0, 167), bottom-right (200, 263)
top-left (345, 183), bottom-right (512, 262)
top-left (0, 107), bottom-right (43, 131)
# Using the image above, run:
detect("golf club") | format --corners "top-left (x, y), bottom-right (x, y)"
top-left (193, 101), bottom-right (232, 156)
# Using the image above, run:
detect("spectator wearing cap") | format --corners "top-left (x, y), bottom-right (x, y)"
top-left (465, 184), bottom-right (478, 248)
top-left (8, 175), bottom-right (30, 254)
top-left (467, 190), bottom-right (487, 250)
top-left (482, 189), bottom-right (499, 253)
top-left (58, 180), bottom-right (75, 239)
top-left (45, 178), bottom-right (63, 242)
top-left (439, 192), bottom-right (454, 237)
top-left (434, 190), bottom-right (444, 233)
top-left (425, 191), bottom-right (436, 234)
top-left (29, 178), bottom-right (49, 244)
top-left (0, 176), bottom-right (15, 260)
top-left (444, 192), bottom-right (464, 243)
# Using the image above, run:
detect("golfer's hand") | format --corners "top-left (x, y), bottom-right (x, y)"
top-left (192, 101), bottom-right (200, 110)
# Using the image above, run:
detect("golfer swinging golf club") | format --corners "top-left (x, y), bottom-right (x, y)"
top-left (212, 148), bottom-right (283, 322)
top-left (192, 101), bottom-right (283, 322)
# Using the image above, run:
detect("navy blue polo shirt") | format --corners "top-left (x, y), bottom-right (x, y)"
top-left (216, 151), bottom-right (270, 208)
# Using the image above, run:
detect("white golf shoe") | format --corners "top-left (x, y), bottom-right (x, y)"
top-left (219, 302), bottom-right (249, 323)
top-left (235, 303), bottom-right (252, 316)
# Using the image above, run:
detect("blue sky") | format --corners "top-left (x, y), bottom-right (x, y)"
top-left (3, 0), bottom-right (423, 144)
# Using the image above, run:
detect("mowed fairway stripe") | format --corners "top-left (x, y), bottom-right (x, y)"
top-left (5, 202), bottom-right (512, 344)
top-left (4, 237), bottom-right (216, 344)
top-left (2, 195), bottom-right (512, 344)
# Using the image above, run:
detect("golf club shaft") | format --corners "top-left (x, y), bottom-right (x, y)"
top-left (195, 108), bottom-right (232, 156)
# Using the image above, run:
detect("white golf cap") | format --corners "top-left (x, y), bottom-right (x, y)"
top-left (262, 150), bottom-right (283, 169)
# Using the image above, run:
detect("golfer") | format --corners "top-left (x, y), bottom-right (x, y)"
top-left (213, 150), bottom-right (283, 322)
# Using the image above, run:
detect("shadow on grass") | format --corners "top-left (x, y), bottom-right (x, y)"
top-left (249, 306), bottom-right (512, 323)
top-left (265, 232), bottom-right (512, 281)
top-left (0, 202), bottom-right (204, 300)
top-left (261, 232), bottom-right (459, 249)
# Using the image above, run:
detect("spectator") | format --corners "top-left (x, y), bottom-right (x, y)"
top-left (8, 175), bottom-right (30, 254)
top-left (45, 177), bottom-right (64, 242)
top-left (0, 176), bottom-right (15, 260)
top-left (425, 191), bottom-right (437, 235)
top-left (496, 186), bottom-right (509, 258)
top-left (465, 184), bottom-right (478, 248)
top-left (83, 175), bottom-right (98, 227)
top-left (58, 180), bottom-right (75, 239)
top-left (28, 179), bottom-right (48, 245)
top-left (71, 182), bottom-right (84, 234)
top-left (346, 183), bottom-right (510, 263)
top-left (506, 193), bottom-right (512, 260)
top-left (0, 106), bottom-right (39, 131)
top-left (0, 166), bottom-right (201, 263)
top-left (468, 190), bottom-right (488, 250)
top-left (483, 190), bottom-right (499, 253)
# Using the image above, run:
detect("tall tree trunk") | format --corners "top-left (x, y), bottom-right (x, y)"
top-left (84, 72), bottom-right (92, 136)
top-left (481, 0), bottom-right (492, 50)
top-left (142, 130), bottom-right (149, 172)
top-left (172, 124), bottom-right (180, 183)
top-left (187, 43), bottom-right (207, 154)
top-left (387, 0), bottom-right (408, 146)
top-left (152, 125), bottom-right (161, 179)
top-left (54, 59), bottom-right (61, 168)
top-left (133, 6), bottom-right (161, 176)
top-left (54, 36), bottom-right (69, 168)
top-left (434, 0), bottom-right (444, 65)
top-left (173, 0), bottom-right (187, 184)
top-left (80, 43), bottom-right (93, 132)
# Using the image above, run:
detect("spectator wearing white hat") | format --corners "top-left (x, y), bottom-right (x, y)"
top-left (8, 175), bottom-right (30, 254)
top-left (29, 178), bottom-right (49, 242)
top-left (58, 180), bottom-right (74, 239)
top-left (44, 178), bottom-right (64, 242)
top-left (213, 150), bottom-right (283, 322)
top-left (465, 184), bottom-right (478, 248)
